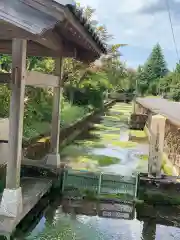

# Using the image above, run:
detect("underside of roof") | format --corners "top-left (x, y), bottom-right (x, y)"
top-left (0, 0), bottom-right (107, 63)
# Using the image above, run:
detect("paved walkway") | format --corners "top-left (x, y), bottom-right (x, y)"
top-left (136, 97), bottom-right (180, 126)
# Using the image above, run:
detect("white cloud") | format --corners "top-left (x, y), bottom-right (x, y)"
top-left (117, 0), bottom-right (153, 13)
top-left (78, 0), bottom-right (180, 67)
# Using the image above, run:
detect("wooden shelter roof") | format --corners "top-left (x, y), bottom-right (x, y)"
top-left (0, 0), bottom-right (107, 63)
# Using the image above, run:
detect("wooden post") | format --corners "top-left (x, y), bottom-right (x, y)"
top-left (0, 39), bottom-right (27, 217)
top-left (148, 114), bottom-right (166, 177)
top-left (45, 57), bottom-right (63, 166)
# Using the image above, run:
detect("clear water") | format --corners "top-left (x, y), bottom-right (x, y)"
top-left (13, 103), bottom-right (180, 240)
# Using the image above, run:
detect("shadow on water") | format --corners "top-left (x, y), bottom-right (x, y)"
top-left (12, 196), bottom-right (180, 240)
top-left (10, 103), bottom-right (180, 239)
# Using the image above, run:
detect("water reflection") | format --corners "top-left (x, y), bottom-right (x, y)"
top-left (12, 197), bottom-right (180, 240)
top-left (11, 103), bottom-right (180, 239)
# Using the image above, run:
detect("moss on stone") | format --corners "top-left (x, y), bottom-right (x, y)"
top-left (161, 154), bottom-right (174, 176)
top-left (94, 123), bottom-right (119, 132)
top-left (111, 140), bottom-right (137, 148)
top-left (129, 130), bottom-right (147, 139)
top-left (101, 133), bottom-right (120, 141)
top-left (91, 155), bottom-right (120, 166)
top-left (137, 154), bottom-right (148, 161)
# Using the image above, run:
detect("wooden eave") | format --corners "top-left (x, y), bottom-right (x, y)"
top-left (0, 1), bottom-right (107, 63)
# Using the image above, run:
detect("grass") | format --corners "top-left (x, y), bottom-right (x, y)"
top-left (60, 103), bottom-right (89, 127)
top-left (23, 121), bottom-right (50, 140)
top-left (23, 101), bottom-right (89, 140)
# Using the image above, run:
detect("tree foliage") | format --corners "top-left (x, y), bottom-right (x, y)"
top-left (144, 43), bottom-right (168, 81)
top-left (137, 43), bottom-right (169, 96)
top-left (136, 43), bottom-right (180, 101)
top-left (0, 3), bottom-right (132, 139)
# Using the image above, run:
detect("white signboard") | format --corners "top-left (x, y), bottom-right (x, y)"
top-left (100, 203), bottom-right (133, 213)
top-left (100, 211), bottom-right (130, 219)
top-left (61, 199), bottom-right (135, 220)
top-left (98, 202), bottom-right (134, 220)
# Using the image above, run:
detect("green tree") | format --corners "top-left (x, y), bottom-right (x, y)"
top-left (125, 68), bottom-right (137, 93)
top-left (137, 44), bottom-right (168, 95)
top-left (136, 65), bottom-right (149, 96)
top-left (144, 43), bottom-right (168, 81)
top-left (174, 63), bottom-right (180, 73)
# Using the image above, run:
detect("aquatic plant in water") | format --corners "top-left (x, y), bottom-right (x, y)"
top-left (110, 140), bottom-right (137, 148)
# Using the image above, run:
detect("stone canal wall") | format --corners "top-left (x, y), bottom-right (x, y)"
top-left (24, 100), bottom-right (116, 159)
top-left (135, 101), bottom-right (180, 174)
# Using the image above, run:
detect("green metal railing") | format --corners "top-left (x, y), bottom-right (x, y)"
top-left (62, 169), bottom-right (137, 202)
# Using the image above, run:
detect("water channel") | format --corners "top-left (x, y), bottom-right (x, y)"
top-left (11, 103), bottom-right (180, 239)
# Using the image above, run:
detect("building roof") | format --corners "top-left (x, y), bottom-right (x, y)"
top-left (0, 0), bottom-right (107, 62)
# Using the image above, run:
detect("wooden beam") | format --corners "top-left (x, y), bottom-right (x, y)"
top-left (0, 71), bottom-right (59, 87)
top-left (0, 39), bottom-right (76, 58)
top-left (26, 71), bottom-right (59, 87)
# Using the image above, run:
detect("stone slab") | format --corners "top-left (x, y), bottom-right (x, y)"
top-left (0, 119), bottom-right (9, 142)
top-left (136, 97), bottom-right (180, 126)
top-left (0, 143), bottom-right (56, 169)
top-left (0, 143), bottom-right (9, 166)
top-left (0, 177), bottom-right (52, 236)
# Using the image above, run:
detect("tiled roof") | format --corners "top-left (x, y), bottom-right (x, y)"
top-left (67, 4), bottom-right (107, 54)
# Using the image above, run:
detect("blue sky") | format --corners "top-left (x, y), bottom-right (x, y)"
top-left (78, 0), bottom-right (180, 70)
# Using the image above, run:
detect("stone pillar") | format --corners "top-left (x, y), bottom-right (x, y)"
top-left (0, 39), bottom-right (27, 217)
top-left (142, 221), bottom-right (156, 240)
top-left (148, 114), bottom-right (166, 176)
top-left (132, 100), bottom-right (136, 114)
top-left (135, 102), bottom-right (140, 114)
top-left (45, 57), bottom-right (63, 166)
